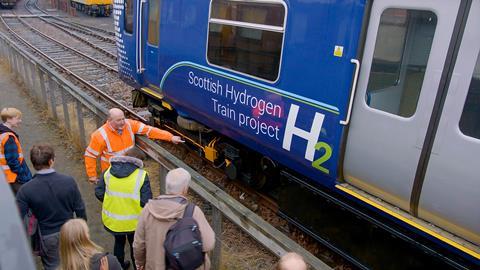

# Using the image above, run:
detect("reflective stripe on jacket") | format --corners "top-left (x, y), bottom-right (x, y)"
top-left (0, 132), bottom-right (24, 183)
top-left (102, 167), bottom-right (146, 232)
top-left (84, 119), bottom-right (174, 178)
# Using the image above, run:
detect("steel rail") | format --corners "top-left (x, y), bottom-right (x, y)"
top-left (23, 0), bottom-right (116, 59)
top-left (0, 16), bottom-right (145, 122)
top-left (45, 18), bottom-right (116, 43)
top-left (25, 0), bottom-right (115, 38)
top-left (24, 0), bottom-right (45, 15)
top-left (15, 16), bottom-right (117, 72)
top-left (25, 0), bottom-right (52, 15)
top-left (36, 17), bottom-right (117, 59)
top-left (31, 0), bottom-right (116, 38)
top-left (52, 17), bottom-right (116, 37)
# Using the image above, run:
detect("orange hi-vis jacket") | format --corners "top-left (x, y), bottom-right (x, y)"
top-left (0, 132), bottom-right (24, 183)
top-left (84, 119), bottom-right (173, 178)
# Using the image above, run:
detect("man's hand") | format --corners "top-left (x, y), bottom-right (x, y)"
top-left (88, 177), bottom-right (98, 184)
top-left (171, 136), bottom-right (185, 144)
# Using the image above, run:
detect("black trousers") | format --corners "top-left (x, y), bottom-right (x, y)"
top-left (113, 232), bottom-right (135, 268)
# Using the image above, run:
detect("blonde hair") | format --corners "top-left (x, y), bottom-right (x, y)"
top-left (58, 219), bottom-right (103, 270)
top-left (1, 107), bottom-right (22, 122)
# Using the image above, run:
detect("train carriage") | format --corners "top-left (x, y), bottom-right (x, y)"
top-left (113, 0), bottom-right (480, 268)
top-left (71, 0), bottom-right (112, 16)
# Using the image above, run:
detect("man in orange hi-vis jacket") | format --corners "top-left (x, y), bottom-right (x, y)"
top-left (84, 108), bottom-right (183, 183)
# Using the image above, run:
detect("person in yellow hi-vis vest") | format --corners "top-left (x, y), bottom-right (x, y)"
top-left (95, 148), bottom-right (152, 270)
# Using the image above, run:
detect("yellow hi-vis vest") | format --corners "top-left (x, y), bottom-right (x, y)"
top-left (102, 167), bottom-right (146, 232)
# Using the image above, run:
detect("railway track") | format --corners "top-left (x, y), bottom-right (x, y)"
top-left (0, 14), bottom-right (142, 120)
top-left (28, 16), bottom-right (117, 58)
top-left (24, 0), bottom-right (117, 56)
top-left (26, 0), bottom-right (115, 35)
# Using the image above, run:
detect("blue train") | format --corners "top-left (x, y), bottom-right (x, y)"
top-left (113, 0), bottom-right (479, 267)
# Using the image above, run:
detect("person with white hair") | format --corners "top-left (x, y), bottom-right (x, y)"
top-left (133, 168), bottom-right (215, 270)
top-left (277, 252), bottom-right (308, 270)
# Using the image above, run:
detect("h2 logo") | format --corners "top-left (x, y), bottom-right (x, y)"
top-left (282, 104), bottom-right (332, 175)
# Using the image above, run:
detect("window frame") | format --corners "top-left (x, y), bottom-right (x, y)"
top-left (458, 51), bottom-right (480, 140)
top-left (369, 8), bottom-right (410, 90)
top-left (124, 0), bottom-right (134, 35)
top-left (147, 0), bottom-right (161, 47)
top-left (364, 8), bottom-right (438, 118)
top-left (205, 0), bottom-right (288, 84)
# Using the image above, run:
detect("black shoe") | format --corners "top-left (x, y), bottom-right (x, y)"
top-left (122, 260), bottom-right (131, 270)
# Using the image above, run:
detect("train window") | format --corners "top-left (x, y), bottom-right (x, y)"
top-left (207, 0), bottom-right (285, 82)
top-left (147, 0), bottom-right (160, 46)
top-left (366, 9), bottom-right (437, 117)
top-left (124, 0), bottom-right (134, 34)
top-left (459, 53), bottom-right (480, 139)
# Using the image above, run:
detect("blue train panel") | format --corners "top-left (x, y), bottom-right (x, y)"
top-left (113, 0), bottom-right (480, 266)
top-left (114, 0), bottom-right (366, 187)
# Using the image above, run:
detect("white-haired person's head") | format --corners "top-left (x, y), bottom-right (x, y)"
top-left (277, 252), bottom-right (307, 270)
top-left (165, 168), bottom-right (191, 195)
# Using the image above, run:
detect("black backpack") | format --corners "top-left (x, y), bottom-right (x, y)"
top-left (164, 203), bottom-right (205, 270)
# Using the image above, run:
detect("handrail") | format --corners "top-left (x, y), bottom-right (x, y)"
top-left (340, 59), bottom-right (360, 125)
top-left (136, 0), bottom-right (146, 73)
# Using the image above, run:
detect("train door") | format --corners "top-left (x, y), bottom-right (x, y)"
top-left (418, 0), bottom-right (480, 247)
top-left (343, 0), bottom-right (462, 211)
top-left (139, 0), bottom-right (161, 87)
top-left (116, 0), bottom-right (142, 84)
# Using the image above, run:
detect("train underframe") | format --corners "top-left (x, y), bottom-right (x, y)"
top-left (70, 1), bottom-right (111, 17)
top-left (133, 89), bottom-right (476, 270)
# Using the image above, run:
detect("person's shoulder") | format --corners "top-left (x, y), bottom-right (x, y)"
top-left (192, 204), bottom-right (208, 219)
top-left (16, 183), bottom-right (30, 197)
top-left (91, 125), bottom-right (108, 138)
top-left (126, 118), bottom-right (142, 128)
top-left (52, 172), bottom-right (76, 183)
top-left (105, 253), bottom-right (122, 269)
top-left (105, 253), bottom-right (119, 261)
top-left (52, 171), bottom-right (72, 179)
top-left (18, 177), bottom-right (40, 191)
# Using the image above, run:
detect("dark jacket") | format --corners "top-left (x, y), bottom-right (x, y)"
top-left (95, 156), bottom-right (152, 233)
top-left (90, 252), bottom-right (122, 270)
top-left (0, 123), bottom-right (32, 183)
top-left (16, 171), bottom-right (87, 235)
